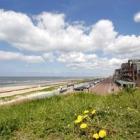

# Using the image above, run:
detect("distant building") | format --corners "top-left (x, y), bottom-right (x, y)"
top-left (114, 59), bottom-right (140, 87)
top-left (114, 69), bottom-right (121, 80)
top-left (129, 59), bottom-right (140, 86)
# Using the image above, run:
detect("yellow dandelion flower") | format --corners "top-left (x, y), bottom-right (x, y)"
top-left (93, 133), bottom-right (99, 139)
top-left (83, 110), bottom-right (89, 114)
top-left (91, 109), bottom-right (96, 115)
top-left (99, 129), bottom-right (107, 138)
top-left (80, 123), bottom-right (88, 129)
top-left (83, 114), bottom-right (88, 119)
top-left (74, 119), bottom-right (81, 124)
top-left (74, 115), bottom-right (83, 124)
top-left (77, 115), bottom-right (83, 120)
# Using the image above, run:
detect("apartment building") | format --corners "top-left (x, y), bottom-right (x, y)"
top-left (114, 59), bottom-right (140, 87)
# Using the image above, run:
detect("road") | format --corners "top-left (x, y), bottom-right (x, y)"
top-left (89, 78), bottom-right (120, 95)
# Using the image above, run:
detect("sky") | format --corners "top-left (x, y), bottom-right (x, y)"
top-left (0, 0), bottom-right (140, 76)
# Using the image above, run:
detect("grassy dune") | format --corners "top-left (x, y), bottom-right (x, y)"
top-left (0, 90), bottom-right (140, 140)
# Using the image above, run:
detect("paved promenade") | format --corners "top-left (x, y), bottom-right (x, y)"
top-left (89, 78), bottom-right (120, 95)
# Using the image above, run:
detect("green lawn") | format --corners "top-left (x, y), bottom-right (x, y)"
top-left (0, 90), bottom-right (140, 140)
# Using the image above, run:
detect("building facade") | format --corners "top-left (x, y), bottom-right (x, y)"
top-left (114, 59), bottom-right (140, 87)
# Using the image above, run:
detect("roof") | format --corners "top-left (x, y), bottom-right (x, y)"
top-left (116, 80), bottom-right (136, 85)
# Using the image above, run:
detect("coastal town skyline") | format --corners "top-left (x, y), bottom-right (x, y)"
top-left (0, 2), bottom-right (140, 139)
top-left (0, 0), bottom-right (140, 76)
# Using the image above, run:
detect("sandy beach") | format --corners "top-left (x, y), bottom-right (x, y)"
top-left (0, 80), bottom-right (70, 98)
top-left (0, 79), bottom-right (76, 105)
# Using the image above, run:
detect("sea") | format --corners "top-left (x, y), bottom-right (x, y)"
top-left (0, 77), bottom-right (78, 87)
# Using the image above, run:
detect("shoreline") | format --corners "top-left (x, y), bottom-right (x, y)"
top-left (0, 80), bottom-right (73, 98)
top-left (0, 80), bottom-right (76, 106)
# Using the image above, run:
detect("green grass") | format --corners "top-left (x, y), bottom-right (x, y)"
top-left (0, 90), bottom-right (140, 140)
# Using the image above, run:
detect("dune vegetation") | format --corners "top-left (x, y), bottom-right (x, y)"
top-left (0, 89), bottom-right (140, 140)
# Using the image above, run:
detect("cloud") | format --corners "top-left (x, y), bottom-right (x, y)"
top-left (0, 51), bottom-right (44, 63)
top-left (0, 9), bottom-right (139, 54)
top-left (0, 9), bottom-right (140, 74)
top-left (107, 35), bottom-right (140, 57)
top-left (43, 52), bottom-right (55, 62)
top-left (90, 20), bottom-right (117, 51)
top-left (58, 52), bottom-right (97, 63)
top-left (35, 12), bottom-right (65, 31)
top-left (134, 12), bottom-right (140, 22)
top-left (0, 9), bottom-right (117, 52)
top-left (57, 52), bottom-right (127, 70)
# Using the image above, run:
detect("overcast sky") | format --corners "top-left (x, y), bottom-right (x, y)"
top-left (0, 0), bottom-right (140, 76)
